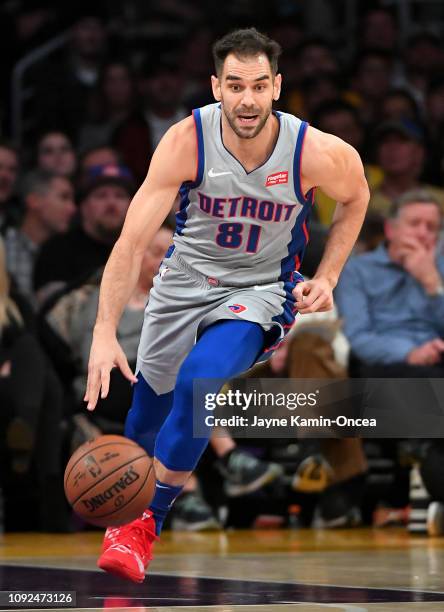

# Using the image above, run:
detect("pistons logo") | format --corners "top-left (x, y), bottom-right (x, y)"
top-left (228, 304), bottom-right (247, 313)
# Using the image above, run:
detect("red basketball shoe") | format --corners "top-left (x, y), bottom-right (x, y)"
top-left (98, 510), bottom-right (159, 583)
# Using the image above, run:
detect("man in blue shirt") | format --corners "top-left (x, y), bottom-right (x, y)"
top-left (336, 188), bottom-right (444, 375)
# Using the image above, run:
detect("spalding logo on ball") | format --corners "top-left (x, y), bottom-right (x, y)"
top-left (64, 435), bottom-right (155, 528)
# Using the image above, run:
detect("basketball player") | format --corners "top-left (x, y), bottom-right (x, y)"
top-left (85, 28), bottom-right (369, 582)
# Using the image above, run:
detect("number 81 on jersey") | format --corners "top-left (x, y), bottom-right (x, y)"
top-left (216, 223), bottom-right (262, 253)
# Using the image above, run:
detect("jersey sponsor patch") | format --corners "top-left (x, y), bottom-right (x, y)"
top-left (266, 171), bottom-right (288, 187)
top-left (228, 303), bottom-right (247, 313)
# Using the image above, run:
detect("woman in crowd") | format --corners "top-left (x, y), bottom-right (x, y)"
top-left (78, 60), bottom-right (152, 181)
top-left (36, 131), bottom-right (77, 178)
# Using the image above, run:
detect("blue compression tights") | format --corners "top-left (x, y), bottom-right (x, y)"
top-left (124, 320), bottom-right (265, 472)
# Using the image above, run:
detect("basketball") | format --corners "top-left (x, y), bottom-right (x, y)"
top-left (64, 435), bottom-right (155, 528)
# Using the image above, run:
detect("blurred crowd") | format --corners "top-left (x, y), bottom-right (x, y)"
top-left (1, 1), bottom-right (444, 535)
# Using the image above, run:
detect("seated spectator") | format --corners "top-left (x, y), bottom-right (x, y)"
top-left (269, 19), bottom-right (303, 57)
top-left (78, 61), bottom-right (152, 182)
top-left (0, 141), bottom-right (20, 231)
top-left (4, 170), bottom-right (75, 302)
top-left (302, 73), bottom-right (342, 121)
top-left (380, 88), bottom-right (421, 123)
top-left (34, 13), bottom-right (108, 141)
top-left (78, 61), bottom-right (136, 150)
top-left (137, 59), bottom-right (187, 150)
top-left (402, 33), bottom-right (444, 100)
top-left (0, 237), bottom-right (68, 531)
top-left (79, 145), bottom-right (120, 173)
top-left (359, 6), bottom-right (397, 53)
top-left (339, 190), bottom-right (444, 528)
top-left (34, 164), bottom-right (134, 302)
top-left (285, 38), bottom-right (340, 117)
top-left (295, 38), bottom-right (339, 82)
top-left (369, 120), bottom-right (444, 218)
top-left (36, 131), bottom-right (77, 178)
top-left (351, 49), bottom-right (394, 125)
top-left (311, 100), bottom-right (382, 226)
top-left (313, 100), bottom-right (366, 155)
top-left (336, 189), bottom-right (444, 375)
top-left (181, 27), bottom-right (217, 111)
top-left (77, 146), bottom-right (121, 192)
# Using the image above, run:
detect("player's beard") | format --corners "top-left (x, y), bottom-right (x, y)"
top-left (222, 101), bottom-right (272, 139)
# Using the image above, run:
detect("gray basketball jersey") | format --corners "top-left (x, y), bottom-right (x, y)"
top-left (172, 102), bottom-right (314, 286)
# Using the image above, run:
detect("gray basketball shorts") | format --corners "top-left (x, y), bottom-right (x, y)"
top-left (136, 248), bottom-right (299, 394)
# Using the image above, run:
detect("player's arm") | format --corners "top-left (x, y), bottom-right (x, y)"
top-left (85, 117), bottom-right (197, 410)
top-left (294, 128), bottom-right (369, 314)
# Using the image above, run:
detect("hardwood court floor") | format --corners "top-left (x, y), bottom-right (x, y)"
top-left (1, 527), bottom-right (444, 611)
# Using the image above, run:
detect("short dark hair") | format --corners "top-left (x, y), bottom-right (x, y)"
top-left (353, 48), bottom-right (393, 75)
top-left (312, 98), bottom-right (361, 124)
top-left (312, 99), bottom-right (361, 128)
top-left (295, 37), bottom-right (333, 56)
top-left (389, 188), bottom-right (442, 219)
top-left (212, 28), bottom-right (282, 76)
top-left (37, 130), bottom-right (73, 148)
top-left (79, 145), bottom-right (120, 165)
top-left (383, 87), bottom-right (420, 119)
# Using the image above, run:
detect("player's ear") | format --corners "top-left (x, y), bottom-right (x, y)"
top-left (211, 75), bottom-right (221, 101)
top-left (273, 73), bottom-right (282, 101)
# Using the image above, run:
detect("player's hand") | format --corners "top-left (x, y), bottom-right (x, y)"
top-left (84, 324), bottom-right (138, 411)
top-left (293, 278), bottom-right (334, 314)
top-left (396, 236), bottom-right (440, 290)
top-left (406, 338), bottom-right (444, 366)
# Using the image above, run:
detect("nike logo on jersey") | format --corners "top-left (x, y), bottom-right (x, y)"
top-left (208, 168), bottom-right (233, 177)
top-left (253, 283), bottom-right (279, 291)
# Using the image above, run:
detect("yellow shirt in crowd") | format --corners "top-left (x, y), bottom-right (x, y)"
top-left (314, 164), bottom-right (383, 226)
